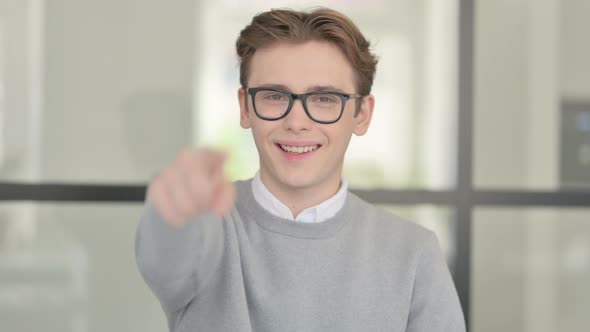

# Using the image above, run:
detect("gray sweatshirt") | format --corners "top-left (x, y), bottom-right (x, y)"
top-left (135, 179), bottom-right (466, 331)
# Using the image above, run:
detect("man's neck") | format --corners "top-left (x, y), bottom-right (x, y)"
top-left (259, 172), bottom-right (342, 218)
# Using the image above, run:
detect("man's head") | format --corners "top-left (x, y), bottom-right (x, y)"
top-left (235, 8), bottom-right (378, 200)
top-left (236, 8), bottom-right (378, 105)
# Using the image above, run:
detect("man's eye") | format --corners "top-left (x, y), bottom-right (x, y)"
top-left (316, 95), bottom-right (338, 103)
top-left (263, 94), bottom-right (286, 101)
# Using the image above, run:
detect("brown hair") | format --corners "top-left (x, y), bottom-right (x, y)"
top-left (236, 8), bottom-right (378, 97)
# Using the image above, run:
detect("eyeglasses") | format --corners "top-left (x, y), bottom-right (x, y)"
top-left (247, 87), bottom-right (362, 124)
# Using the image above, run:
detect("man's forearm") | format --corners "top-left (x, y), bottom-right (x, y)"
top-left (135, 200), bottom-right (225, 313)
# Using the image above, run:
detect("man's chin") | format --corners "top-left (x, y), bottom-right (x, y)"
top-left (261, 162), bottom-right (323, 191)
top-left (278, 176), bottom-right (317, 190)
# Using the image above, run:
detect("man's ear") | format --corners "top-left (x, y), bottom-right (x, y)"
top-left (353, 94), bottom-right (375, 136)
top-left (238, 87), bottom-right (251, 129)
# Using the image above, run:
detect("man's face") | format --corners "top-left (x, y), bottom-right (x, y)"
top-left (238, 40), bottom-right (374, 194)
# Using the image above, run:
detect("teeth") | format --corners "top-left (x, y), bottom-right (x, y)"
top-left (279, 144), bottom-right (319, 154)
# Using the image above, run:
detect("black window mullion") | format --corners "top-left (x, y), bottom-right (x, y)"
top-left (453, 0), bottom-right (476, 325)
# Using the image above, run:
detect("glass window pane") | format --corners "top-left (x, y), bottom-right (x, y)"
top-left (1, 0), bottom-right (458, 187)
top-left (0, 0), bottom-right (41, 182)
top-left (0, 1), bottom-right (195, 183)
top-left (474, 0), bottom-right (590, 190)
top-left (472, 207), bottom-right (590, 332)
top-left (0, 202), bottom-right (165, 332)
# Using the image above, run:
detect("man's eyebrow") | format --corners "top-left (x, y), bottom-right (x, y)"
top-left (258, 83), bottom-right (291, 91)
top-left (307, 85), bottom-right (346, 93)
top-left (256, 84), bottom-right (347, 93)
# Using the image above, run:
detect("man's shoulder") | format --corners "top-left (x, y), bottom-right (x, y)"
top-left (346, 191), bottom-right (435, 244)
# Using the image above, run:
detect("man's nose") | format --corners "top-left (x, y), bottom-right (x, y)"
top-left (282, 98), bottom-right (313, 131)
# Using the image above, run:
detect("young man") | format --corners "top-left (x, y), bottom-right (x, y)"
top-left (136, 8), bottom-right (465, 332)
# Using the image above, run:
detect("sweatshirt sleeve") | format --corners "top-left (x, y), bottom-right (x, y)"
top-left (406, 231), bottom-right (466, 332)
top-left (135, 199), bottom-right (225, 314)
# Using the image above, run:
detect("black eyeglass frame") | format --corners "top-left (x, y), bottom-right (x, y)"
top-left (247, 87), bottom-right (363, 124)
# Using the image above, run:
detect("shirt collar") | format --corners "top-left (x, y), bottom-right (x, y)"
top-left (251, 171), bottom-right (348, 223)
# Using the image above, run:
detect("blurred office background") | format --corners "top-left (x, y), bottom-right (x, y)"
top-left (0, 0), bottom-right (589, 331)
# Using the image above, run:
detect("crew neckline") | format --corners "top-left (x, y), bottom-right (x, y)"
top-left (251, 171), bottom-right (348, 223)
top-left (234, 179), bottom-right (358, 239)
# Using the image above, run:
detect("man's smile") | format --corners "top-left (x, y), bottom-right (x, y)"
top-left (274, 142), bottom-right (323, 161)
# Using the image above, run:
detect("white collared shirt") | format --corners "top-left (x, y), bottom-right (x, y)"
top-left (251, 171), bottom-right (348, 223)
